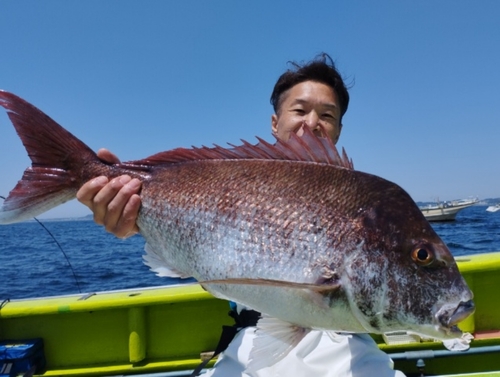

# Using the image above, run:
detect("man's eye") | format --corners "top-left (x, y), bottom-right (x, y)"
top-left (292, 108), bottom-right (305, 114)
top-left (322, 114), bottom-right (336, 121)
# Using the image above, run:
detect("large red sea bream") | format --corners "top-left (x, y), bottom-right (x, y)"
top-left (0, 91), bottom-right (474, 368)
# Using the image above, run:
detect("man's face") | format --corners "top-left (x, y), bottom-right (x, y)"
top-left (271, 81), bottom-right (342, 144)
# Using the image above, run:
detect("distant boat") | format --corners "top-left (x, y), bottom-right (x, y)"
top-left (419, 197), bottom-right (479, 221)
top-left (486, 204), bottom-right (500, 213)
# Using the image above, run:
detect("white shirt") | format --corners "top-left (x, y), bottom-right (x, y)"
top-left (201, 327), bottom-right (406, 377)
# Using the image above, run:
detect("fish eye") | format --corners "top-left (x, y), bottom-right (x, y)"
top-left (411, 245), bottom-right (434, 266)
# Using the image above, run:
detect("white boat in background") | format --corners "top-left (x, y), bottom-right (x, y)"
top-left (486, 204), bottom-right (500, 213)
top-left (419, 197), bottom-right (479, 221)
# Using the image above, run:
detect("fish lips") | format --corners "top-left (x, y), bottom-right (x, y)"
top-left (437, 299), bottom-right (475, 333)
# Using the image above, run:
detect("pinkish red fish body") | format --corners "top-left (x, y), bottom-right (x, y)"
top-left (0, 91), bottom-right (474, 367)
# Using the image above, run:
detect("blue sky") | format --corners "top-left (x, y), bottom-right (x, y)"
top-left (1, 1), bottom-right (499, 219)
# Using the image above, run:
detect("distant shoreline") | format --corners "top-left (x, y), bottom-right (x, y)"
top-left (16, 199), bottom-right (500, 223)
top-left (23, 214), bottom-right (95, 223)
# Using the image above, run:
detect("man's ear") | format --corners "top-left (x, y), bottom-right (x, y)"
top-left (271, 114), bottom-right (278, 134)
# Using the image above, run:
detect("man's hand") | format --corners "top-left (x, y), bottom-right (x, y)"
top-left (76, 148), bottom-right (142, 238)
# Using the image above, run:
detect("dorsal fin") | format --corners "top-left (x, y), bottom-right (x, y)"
top-left (123, 126), bottom-right (354, 170)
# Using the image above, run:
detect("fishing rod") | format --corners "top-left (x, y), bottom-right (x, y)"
top-left (0, 195), bottom-right (82, 294)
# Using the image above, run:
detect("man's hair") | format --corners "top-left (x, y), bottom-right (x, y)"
top-left (270, 53), bottom-right (350, 123)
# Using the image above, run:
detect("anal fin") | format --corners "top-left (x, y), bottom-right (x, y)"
top-left (143, 243), bottom-right (192, 279)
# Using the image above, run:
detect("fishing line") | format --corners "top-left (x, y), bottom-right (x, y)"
top-left (0, 195), bottom-right (82, 293)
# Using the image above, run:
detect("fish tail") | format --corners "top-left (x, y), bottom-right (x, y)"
top-left (0, 90), bottom-right (100, 224)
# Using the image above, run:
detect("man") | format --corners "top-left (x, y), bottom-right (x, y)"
top-left (76, 54), bottom-right (348, 236)
top-left (77, 54), bottom-right (405, 377)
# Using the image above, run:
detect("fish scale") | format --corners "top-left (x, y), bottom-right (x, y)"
top-left (138, 160), bottom-right (328, 282)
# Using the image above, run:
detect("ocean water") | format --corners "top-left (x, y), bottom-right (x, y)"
top-left (1, 205), bottom-right (499, 300)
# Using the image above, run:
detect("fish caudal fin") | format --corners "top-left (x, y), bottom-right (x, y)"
top-left (0, 91), bottom-right (99, 224)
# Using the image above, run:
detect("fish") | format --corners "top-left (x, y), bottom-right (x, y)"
top-left (0, 90), bottom-right (474, 369)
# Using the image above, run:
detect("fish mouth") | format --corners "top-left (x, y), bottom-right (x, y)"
top-left (438, 299), bottom-right (475, 330)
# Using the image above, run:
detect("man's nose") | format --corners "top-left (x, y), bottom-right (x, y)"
top-left (303, 112), bottom-right (320, 129)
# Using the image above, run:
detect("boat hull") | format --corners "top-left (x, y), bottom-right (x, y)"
top-left (420, 199), bottom-right (479, 221)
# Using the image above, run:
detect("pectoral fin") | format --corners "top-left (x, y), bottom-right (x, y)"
top-left (200, 277), bottom-right (341, 293)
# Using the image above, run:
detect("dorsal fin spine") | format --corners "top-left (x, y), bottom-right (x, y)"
top-left (124, 125), bottom-right (354, 170)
